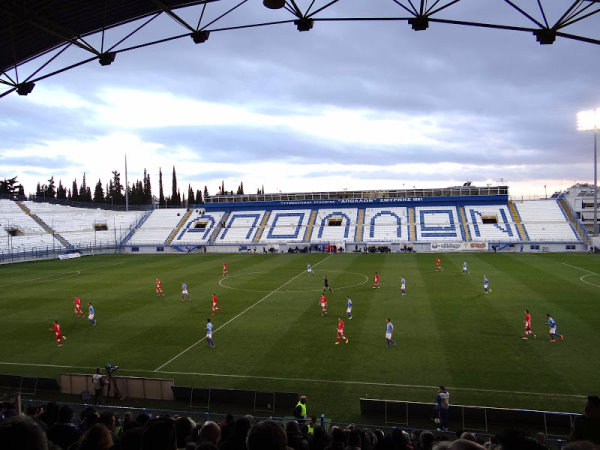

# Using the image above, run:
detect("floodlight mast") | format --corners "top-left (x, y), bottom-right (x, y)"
top-left (577, 108), bottom-right (600, 238)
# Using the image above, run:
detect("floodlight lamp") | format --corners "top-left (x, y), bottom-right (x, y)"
top-left (294, 18), bottom-right (314, 32)
top-left (98, 52), bottom-right (116, 66)
top-left (577, 108), bottom-right (600, 131)
top-left (16, 81), bottom-right (35, 96)
top-left (191, 30), bottom-right (210, 44)
top-left (408, 16), bottom-right (429, 31)
top-left (263, 0), bottom-right (286, 9)
top-left (533, 29), bottom-right (556, 45)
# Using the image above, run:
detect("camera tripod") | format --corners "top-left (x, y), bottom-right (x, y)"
top-left (105, 373), bottom-right (123, 399)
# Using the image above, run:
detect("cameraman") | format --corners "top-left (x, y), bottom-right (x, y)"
top-left (92, 368), bottom-right (104, 405)
top-left (104, 364), bottom-right (123, 400)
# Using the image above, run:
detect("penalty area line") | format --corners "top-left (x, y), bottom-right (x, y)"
top-left (562, 263), bottom-right (600, 288)
top-left (153, 255), bottom-right (331, 372)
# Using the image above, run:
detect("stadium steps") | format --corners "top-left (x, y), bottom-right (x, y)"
top-left (508, 201), bottom-right (529, 242)
top-left (209, 211), bottom-right (230, 244)
top-left (253, 210), bottom-right (271, 244)
top-left (458, 206), bottom-right (471, 241)
top-left (165, 209), bottom-right (193, 245)
top-left (557, 198), bottom-right (589, 244)
top-left (15, 200), bottom-right (72, 249)
top-left (355, 208), bottom-right (366, 242)
top-left (120, 209), bottom-right (153, 246)
top-left (408, 207), bottom-right (416, 242)
top-left (303, 209), bottom-right (318, 242)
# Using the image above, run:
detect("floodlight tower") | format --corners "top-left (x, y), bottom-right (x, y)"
top-left (577, 108), bottom-right (600, 237)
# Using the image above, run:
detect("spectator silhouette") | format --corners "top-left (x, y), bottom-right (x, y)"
top-left (324, 426), bottom-right (345, 450)
top-left (142, 417), bottom-right (177, 450)
top-left (246, 420), bottom-right (291, 450)
top-left (0, 415), bottom-right (49, 450)
top-left (46, 405), bottom-right (82, 450)
top-left (175, 416), bottom-right (195, 449)
top-left (220, 416), bottom-right (251, 450)
top-left (197, 420), bottom-right (221, 447)
top-left (286, 420), bottom-right (309, 450)
top-left (75, 423), bottom-right (114, 450)
top-left (571, 395), bottom-right (600, 444)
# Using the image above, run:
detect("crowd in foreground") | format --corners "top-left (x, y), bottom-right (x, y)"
top-left (1, 397), bottom-right (600, 450)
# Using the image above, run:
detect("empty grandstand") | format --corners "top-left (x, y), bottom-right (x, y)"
top-left (1, 184), bottom-right (591, 261)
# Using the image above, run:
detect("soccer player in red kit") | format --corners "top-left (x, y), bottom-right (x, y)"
top-left (436, 258), bottom-right (443, 271)
top-left (523, 309), bottom-right (536, 340)
top-left (73, 296), bottom-right (84, 318)
top-left (211, 293), bottom-right (222, 315)
top-left (50, 320), bottom-right (66, 346)
top-left (335, 318), bottom-right (349, 344)
top-left (320, 294), bottom-right (328, 316)
top-left (156, 278), bottom-right (165, 296)
top-left (222, 263), bottom-right (228, 276)
top-left (373, 272), bottom-right (380, 289)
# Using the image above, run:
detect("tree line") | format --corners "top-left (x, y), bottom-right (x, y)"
top-left (2, 168), bottom-right (257, 207)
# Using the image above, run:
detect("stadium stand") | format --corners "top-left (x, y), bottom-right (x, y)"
top-left (1, 186), bottom-right (589, 257)
top-left (24, 201), bottom-right (144, 250)
top-left (513, 200), bottom-right (580, 242)
top-left (310, 208), bottom-right (358, 243)
top-left (175, 210), bottom-right (227, 244)
top-left (0, 199), bottom-right (64, 255)
top-left (414, 205), bottom-right (463, 242)
top-left (262, 209), bottom-right (312, 243)
top-left (464, 204), bottom-right (519, 242)
top-left (363, 207), bottom-right (409, 242)
top-left (217, 211), bottom-right (266, 244)
top-left (128, 208), bottom-right (189, 245)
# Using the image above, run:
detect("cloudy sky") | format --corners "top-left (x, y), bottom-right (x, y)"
top-left (1, 0), bottom-right (600, 199)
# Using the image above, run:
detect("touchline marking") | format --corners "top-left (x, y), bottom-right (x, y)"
top-left (0, 361), bottom-right (585, 400)
top-left (153, 370), bottom-right (584, 399)
top-left (562, 263), bottom-right (600, 288)
top-left (0, 361), bottom-right (97, 370)
top-left (154, 255), bottom-right (332, 372)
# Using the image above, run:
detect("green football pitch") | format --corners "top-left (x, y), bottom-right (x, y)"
top-left (0, 252), bottom-right (599, 423)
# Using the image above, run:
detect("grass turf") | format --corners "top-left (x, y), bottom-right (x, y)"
top-left (0, 252), bottom-right (599, 424)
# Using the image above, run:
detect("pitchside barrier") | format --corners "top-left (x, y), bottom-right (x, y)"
top-left (171, 385), bottom-right (298, 415)
top-left (58, 374), bottom-right (297, 416)
top-left (0, 374), bottom-right (60, 395)
top-left (360, 398), bottom-right (576, 437)
top-left (60, 374), bottom-right (175, 401)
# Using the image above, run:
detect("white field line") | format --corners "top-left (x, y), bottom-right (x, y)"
top-left (0, 261), bottom-right (125, 289)
top-left (0, 361), bottom-right (584, 400)
top-left (218, 269), bottom-right (368, 294)
top-left (562, 263), bottom-right (600, 288)
top-left (153, 255), bottom-right (331, 372)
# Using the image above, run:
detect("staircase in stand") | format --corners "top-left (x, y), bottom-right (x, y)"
top-left (303, 209), bottom-right (318, 242)
top-left (558, 198), bottom-right (589, 244)
top-left (508, 201), bottom-right (529, 242)
top-left (355, 208), bottom-right (365, 243)
top-left (120, 210), bottom-right (153, 246)
top-left (458, 206), bottom-right (471, 242)
top-left (253, 211), bottom-right (271, 244)
top-left (165, 209), bottom-right (193, 245)
top-left (209, 211), bottom-right (231, 244)
top-left (15, 201), bottom-right (72, 249)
